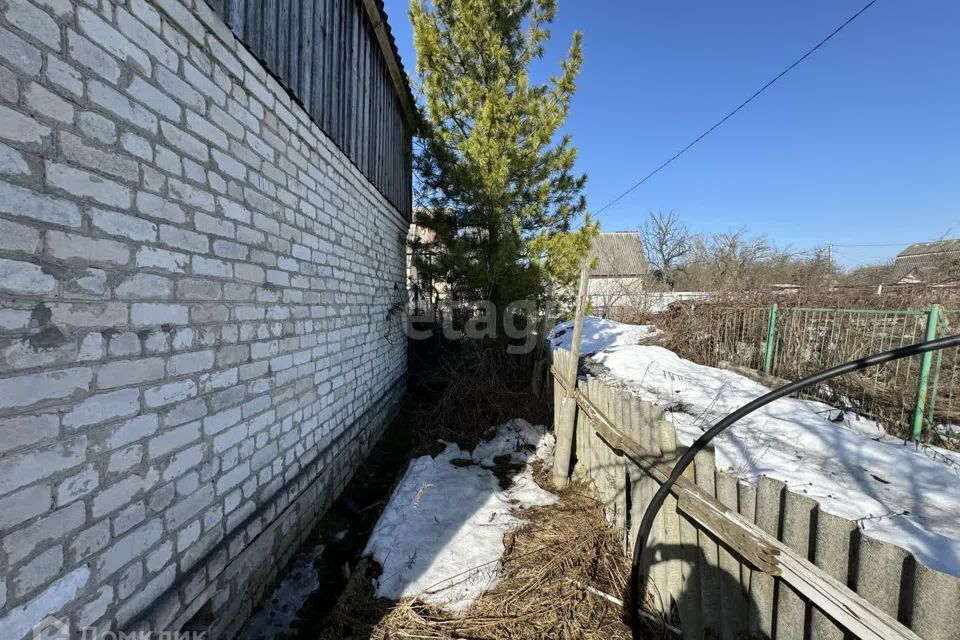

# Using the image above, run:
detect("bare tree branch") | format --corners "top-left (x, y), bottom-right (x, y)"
top-left (639, 210), bottom-right (692, 288)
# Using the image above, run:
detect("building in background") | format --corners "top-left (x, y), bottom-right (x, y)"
top-left (889, 239), bottom-right (960, 287)
top-left (407, 223), bottom-right (441, 316)
top-left (588, 232), bottom-right (649, 315)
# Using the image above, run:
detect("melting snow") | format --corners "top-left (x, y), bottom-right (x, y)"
top-left (364, 419), bottom-right (556, 612)
top-left (591, 342), bottom-right (960, 577)
top-left (548, 316), bottom-right (659, 354)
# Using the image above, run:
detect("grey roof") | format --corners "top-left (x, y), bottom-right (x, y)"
top-left (592, 232), bottom-right (647, 277)
top-left (898, 239), bottom-right (960, 257)
top-left (844, 263), bottom-right (892, 286)
top-left (889, 239), bottom-right (960, 284)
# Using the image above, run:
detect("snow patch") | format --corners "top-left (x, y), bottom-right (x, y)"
top-left (548, 317), bottom-right (658, 355)
top-left (471, 417), bottom-right (556, 468)
top-left (591, 344), bottom-right (960, 577)
top-left (364, 419), bottom-right (556, 612)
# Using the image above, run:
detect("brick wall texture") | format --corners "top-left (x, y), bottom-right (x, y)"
top-left (0, 0), bottom-right (409, 637)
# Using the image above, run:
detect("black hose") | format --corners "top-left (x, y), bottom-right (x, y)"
top-left (629, 333), bottom-right (960, 639)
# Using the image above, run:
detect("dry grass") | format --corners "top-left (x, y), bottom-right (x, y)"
top-left (319, 471), bottom-right (652, 640)
top-left (315, 340), bottom-right (661, 639)
top-left (408, 341), bottom-right (551, 455)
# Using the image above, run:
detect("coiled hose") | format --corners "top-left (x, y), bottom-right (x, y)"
top-left (629, 333), bottom-right (960, 639)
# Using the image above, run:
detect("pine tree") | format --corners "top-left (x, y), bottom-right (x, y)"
top-left (410, 0), bottom-right (593, 318)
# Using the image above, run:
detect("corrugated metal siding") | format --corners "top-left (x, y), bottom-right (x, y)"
top-left (203, 0), bottom-right (412, 219)
top-left (592, 232), bottom-right (648, 277)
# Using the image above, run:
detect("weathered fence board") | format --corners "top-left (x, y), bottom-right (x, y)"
top-left (752, 475), bottom-right (784, 638)
top-left (776, 491), bottom-right (817, 640)
top-left (657, 419), bottom-right (683, 616)
top-left (694, 448), bottom-right (723, 635)
top-left (736, 480), bottom-right (757, 628)
top-left (911, 562), bottom-right (960, 640)
top-left (856, 533), bottom-right (912, 620)
top-left (549, 346), bottom-right (954, 640)
top-left (676, 486), bottom-right (703, 639)
top-left (716, 470), bottom-right (748, 640)
top-left (812, 510), bottom-right (857, 640)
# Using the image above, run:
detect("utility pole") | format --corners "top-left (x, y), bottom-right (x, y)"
top-left (827, 242), bottom-right (833, 272)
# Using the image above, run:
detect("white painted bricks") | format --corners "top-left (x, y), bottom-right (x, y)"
top-left (0, 0), bottom-right (407, 636)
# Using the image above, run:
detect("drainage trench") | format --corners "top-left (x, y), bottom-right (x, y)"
top-left (235, 349), bottom-right (447, 639)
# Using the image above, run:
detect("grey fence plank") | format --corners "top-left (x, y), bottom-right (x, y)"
top-left (226, 0), bottom-right (246, 37)
top-left (263, 0), bottom-right (278, 74)
top-left (626, 395), bottom-right (644, 552)
top-left (645, 404), bottom-right (669, 614)
top-left (856, 533), bottom-right (913, 622)
top-left (300, 0), bottom-right (314, 114)
top-left (693, 447), bottom-right (721, 636)
top-left (716, 470), bottom-right (748, 640)
top-left (811, 509), bottom-right (857, 640)
top-left (752, 475), bottom-right (785, 638)
top-left (657, 418), bottom-right (683, 621)
top-left (776, 491), bottom-right (817, 640)
top-left (737, 480), bottom-right (757, 634)
top-left (278, 0), bottom-right (290, 83)
top-left (612, 389), bottom-right (629, 545)
top-left (288, 0), bottom-right (300, 94)
top-left (576, 363), bottom-right (588, 479)
top-left (677, 463), bottom-right (703, 640)
top-left (245, 0), bottom-right (261, 58)
top-left (910, 561), bottom-right (960, 640)
top-left (600, 384), bottom-right (616, 520)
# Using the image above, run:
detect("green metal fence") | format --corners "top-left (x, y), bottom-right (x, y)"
top-left (681, 303), bottom-right (958, 442)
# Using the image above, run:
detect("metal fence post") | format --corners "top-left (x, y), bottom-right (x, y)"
top-left (763, 303), bottom-right (778, 375)
top-left (911, 303), bottom-right (941, 441)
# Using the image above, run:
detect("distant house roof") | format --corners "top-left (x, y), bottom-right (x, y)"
top-left (844, 263), bottom-right (893, 287)
top-left (592, 232), bottom-right (647, 277)
top-left (889, 239), bottom-right (960, 284)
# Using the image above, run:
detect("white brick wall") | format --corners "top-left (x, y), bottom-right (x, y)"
top-left (0, 0), bottom-right (408, 637)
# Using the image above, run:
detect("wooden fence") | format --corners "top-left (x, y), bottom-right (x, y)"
top-left (550, 347), bottom-right (960, 640)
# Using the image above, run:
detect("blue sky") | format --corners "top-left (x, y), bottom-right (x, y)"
top-left (382, 1), bottom-right (959, 268)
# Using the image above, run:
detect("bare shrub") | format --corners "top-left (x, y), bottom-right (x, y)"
top-left (406, 337), bottom-right (551, 455)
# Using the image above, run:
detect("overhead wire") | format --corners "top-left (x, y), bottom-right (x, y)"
top-left (594, 0), bottom-right (880, 216)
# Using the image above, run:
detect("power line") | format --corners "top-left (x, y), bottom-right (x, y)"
top-left (831, 242), bottom-right (912, 248)
top-left (831, 238), bottom-right (957, 248)
top-left (594, 0), bottom-right (880, 216)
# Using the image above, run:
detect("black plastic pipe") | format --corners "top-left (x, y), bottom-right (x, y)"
top-left (630, 333), bottom-right (960, 639)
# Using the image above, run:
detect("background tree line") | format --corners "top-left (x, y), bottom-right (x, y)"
top-left (640, 210), bottom-right (840, 292)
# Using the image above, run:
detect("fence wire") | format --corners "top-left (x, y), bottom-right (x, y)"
top-left (671, 304), bottom-right (959, 443)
